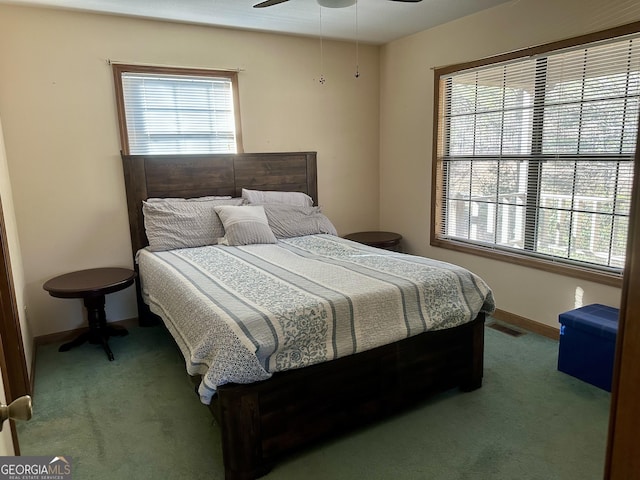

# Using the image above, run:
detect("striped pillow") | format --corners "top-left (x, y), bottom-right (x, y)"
top-left (263, 204), bottom-right (337, 238)
top-left (214, 205), bottom-right (277, 246)
top-left (142, 197), bottom-right (243, 251)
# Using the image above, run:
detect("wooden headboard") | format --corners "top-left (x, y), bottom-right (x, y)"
top-left (121, 152), bottom-right (318, 257)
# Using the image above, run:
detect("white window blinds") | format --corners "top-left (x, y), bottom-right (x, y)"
top-left (435, 31), bottom-right (640, 275)
top-left (119, 70), bottom-right (239, 155)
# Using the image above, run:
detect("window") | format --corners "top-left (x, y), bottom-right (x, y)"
top-left (433, 24), bottom-right (640, 286)
top-left (113, 64), bottom-right (243, 155)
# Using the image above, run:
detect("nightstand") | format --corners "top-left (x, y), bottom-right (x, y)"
top-left (344, 231), bottom-right (403, 251)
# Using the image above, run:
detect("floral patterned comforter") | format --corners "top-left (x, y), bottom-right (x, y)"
top-left (137, 234), bottom-right (495, 404)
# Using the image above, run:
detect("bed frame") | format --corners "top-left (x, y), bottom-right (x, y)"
top-left (121, 151), bottom-right (485, 480)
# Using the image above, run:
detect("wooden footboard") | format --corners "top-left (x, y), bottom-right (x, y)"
top-left (209, 313), bottom-right (485, 480)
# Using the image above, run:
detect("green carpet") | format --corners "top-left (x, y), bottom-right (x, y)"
top-left (18, 321), bottom-right (610, 479)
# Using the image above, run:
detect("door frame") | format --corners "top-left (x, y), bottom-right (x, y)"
top-left (604, 131), bottom-right (640, 478)
top-left (0, 195), bottom-right (30, 454)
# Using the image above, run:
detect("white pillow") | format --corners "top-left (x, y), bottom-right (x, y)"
top-left (242, 188), bottom-right (313, 207)
top-left (214, 205), bottom-right (278, 246)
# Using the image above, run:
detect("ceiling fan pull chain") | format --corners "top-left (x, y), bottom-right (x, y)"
top-left (354, 0), bottom-right (360, 78)
top-left (319, 5), bottom-right (326, 84)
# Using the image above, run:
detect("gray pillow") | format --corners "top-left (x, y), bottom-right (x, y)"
top-left (242, 188), bottom-right (313, 207)
top-left (214, 205), bottom-right (277, 246)
top-left (263, 204), bottom-right (337, 238)
top-left (146, 195), bottom-right (232, 203)
top-left (143, 197), bottom-right (243, 251)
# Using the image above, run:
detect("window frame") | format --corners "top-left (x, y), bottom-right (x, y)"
top-left (431, 21), bottom-right (640, 288)
top-left (112, 63), bottom-right (244, 155)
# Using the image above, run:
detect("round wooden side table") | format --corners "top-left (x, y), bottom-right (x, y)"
top-left (343, 231), bottom-right (403, 251)
top-left (43, 267), bottom-right (136, 361)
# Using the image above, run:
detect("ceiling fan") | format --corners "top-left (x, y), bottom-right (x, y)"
top-left (254, 0), bottom-right (422, 8)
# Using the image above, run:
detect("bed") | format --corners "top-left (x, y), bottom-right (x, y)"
top-left (121, 151), bottom-right (495, 480)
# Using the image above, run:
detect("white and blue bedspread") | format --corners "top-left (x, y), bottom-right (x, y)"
top-left (137, 234), bottom-right (495, 404)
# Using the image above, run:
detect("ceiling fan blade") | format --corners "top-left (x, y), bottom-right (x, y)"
top-left (253, 0), bottom-right (290, 7)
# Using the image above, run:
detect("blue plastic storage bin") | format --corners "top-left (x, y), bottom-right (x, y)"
top-left (557, 304), bottom-right (619, 392)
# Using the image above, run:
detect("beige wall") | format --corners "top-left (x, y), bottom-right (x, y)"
top-left (380, 0), bottom-right (640, 329)
top-left (3, 0), bottom-right (637, 337)
top-left (0, 116), bottom-right (33, 375)
top-left (0, 5), bottom-right (380, 336)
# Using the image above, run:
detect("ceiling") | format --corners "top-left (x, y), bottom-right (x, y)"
top-left (2, 0), bottom-right (513, 44)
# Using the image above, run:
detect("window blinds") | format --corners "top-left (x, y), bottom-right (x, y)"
top-left (436, 33), bottom-right (640, 272)
top-left (121, 72), bottom-right (238, 155)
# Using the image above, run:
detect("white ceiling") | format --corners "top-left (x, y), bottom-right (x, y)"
top-left (2, 0), bottom-right (513, 44)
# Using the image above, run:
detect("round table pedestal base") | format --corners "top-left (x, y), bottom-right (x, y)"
top-left (58, 295), bottom-right (129, 361)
